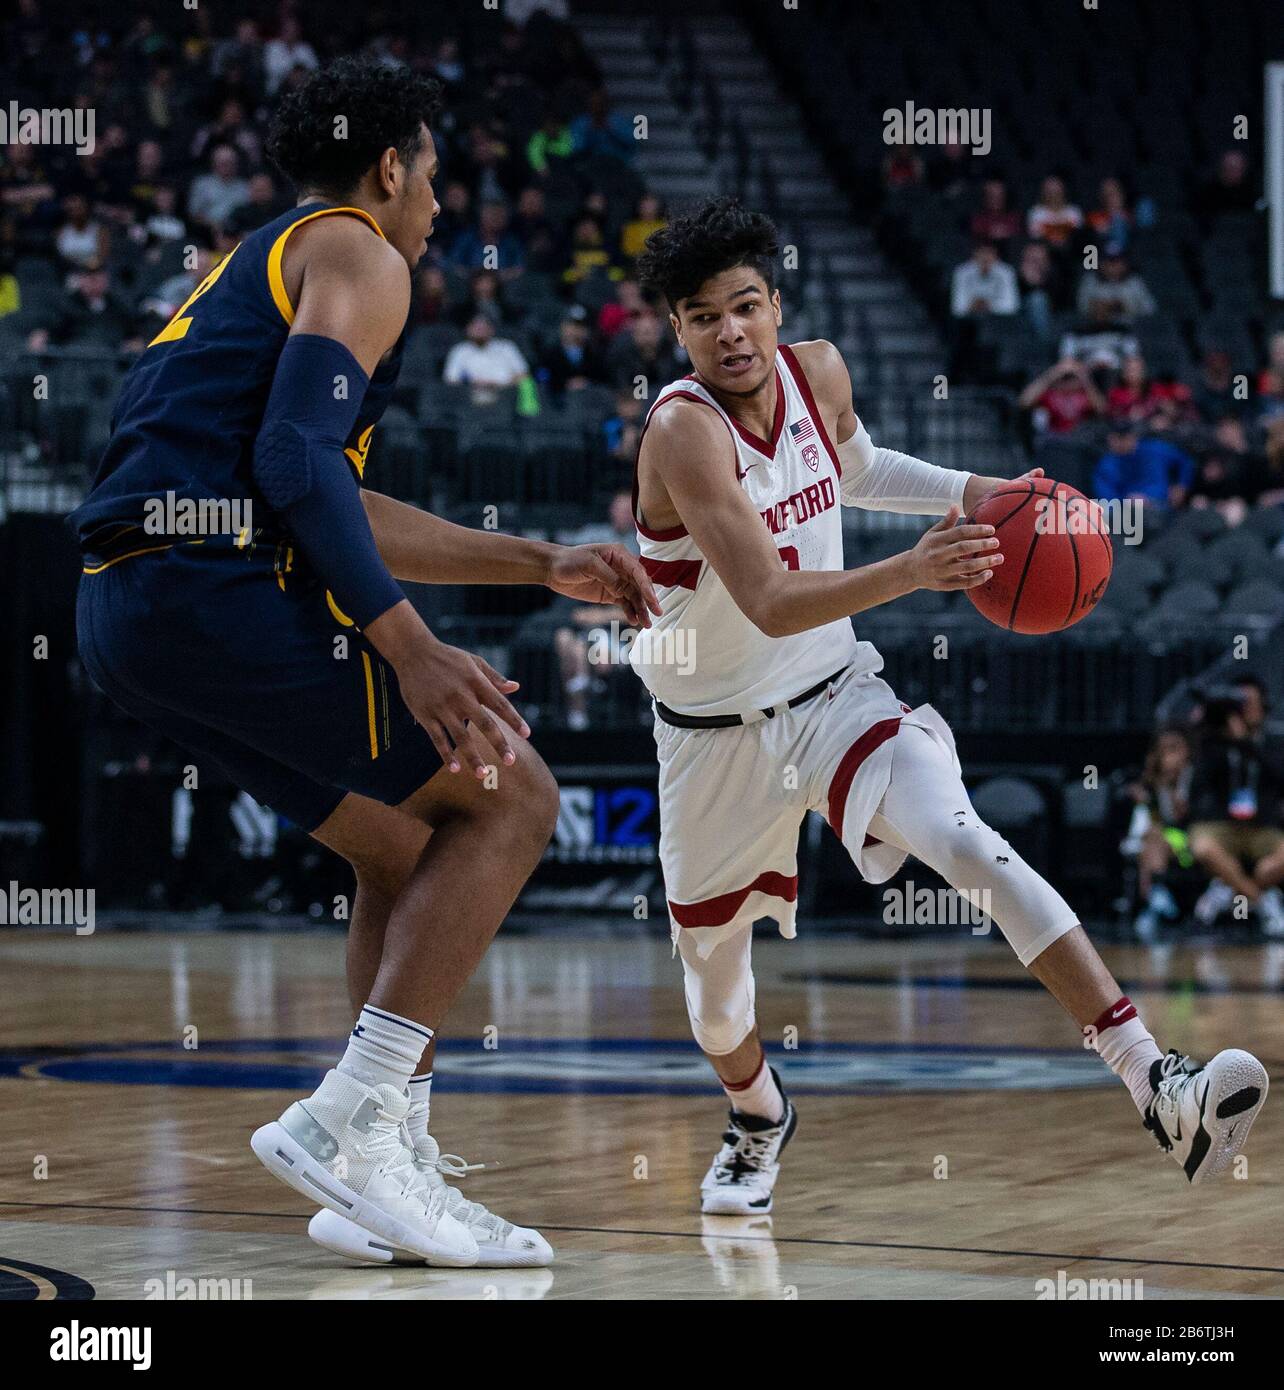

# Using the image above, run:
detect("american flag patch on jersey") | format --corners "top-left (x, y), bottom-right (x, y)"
top-left (788, 417), bottom-right (816, 445)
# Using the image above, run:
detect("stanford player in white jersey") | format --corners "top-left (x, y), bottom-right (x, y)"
top-left (632, 198), bottom-right (1266, 1214)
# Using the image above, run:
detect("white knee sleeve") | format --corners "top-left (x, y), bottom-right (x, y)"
top-left (677, 926), bottom-right (756, 1055)
top-left (872, 726), bottom-right (1079, 967)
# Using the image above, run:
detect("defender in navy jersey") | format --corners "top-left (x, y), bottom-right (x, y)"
top-left (73, 57), bottom-right (657, 1268)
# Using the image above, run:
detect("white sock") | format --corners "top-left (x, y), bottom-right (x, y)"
top-left (337, 1004), bottom-right (433, 1093)
top-left (406, 1072), bottom-right (433, 1146)
top-left (724, 1055), bottom-right (784, 1123)
top-left (1085, 997), bottom-right (1163, 1113)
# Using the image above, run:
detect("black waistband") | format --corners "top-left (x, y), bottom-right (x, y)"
top-left (655, 665), bottom-right (850, 730)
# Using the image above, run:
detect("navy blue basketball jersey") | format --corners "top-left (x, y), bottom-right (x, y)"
top-left (72, 201), bottom-right (407, 554)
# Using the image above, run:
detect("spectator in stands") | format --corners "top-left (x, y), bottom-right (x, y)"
top-left (603, 389), bottom-right (644, 464)
top-left (620, 192), bottom-right (666, 263)
top-left (951, 240), bottom-right (1018, 318)
top-left (1196, 148), bottom-right (1256, 223)
top-left (1126, 727), bottom-right (1193, 940)
top-left (1187, 694), bottom-right (1284, 936)
top-left (1256, 331), bottom-right (1284, 417)
top-left (442, 312), bottom-right (529, 395)
top-left (526, 107), bottom-right (575, 177)
top-left (186, 144), bottom-right (250, 236)
top-left (191, 97), bottom-right (262, 172)
top-left (1086, 177), bottom-right (1134, 250)
top-left (546, 489), bottom-right (641, 730)
top-left (562, 215), bottom-right (622, 285)
top-left (139, 246), bottom-right (216, 337)
top-left (1076, 250), bottom-right (1155, 326)
top-left (411, 264), bottom-right (450, 327)
top-left (598, 277), bottom-right (646, 339)
top-left (1018, 357), bottom-right (1105, 435)
top-left (1, 142), bottom-right (57, 244)
top-left (1058, 305), bottom-right (1139, 374)
top-left (1261, 416), bottom-right (1284, 507)
top-left (211, 17), bottom-right (267, 101)
top-left (1107, 353), bottom-right (1195, 428)
top-left (26, 266), bottom-right (140, 353)
top-left (263, 15), bottom-right (319, 96)
top-left (449, 198), bottom-right (526, 279)
top-left (536, 304), bottom-right (609, 396)
top-left (970, 178), bottom-right (1022, 252)
top-left (881, 143), bottom-right (924, 189)
top-left (430, 36), bottom-right (467, 94)
top-left (1192, 346), bottom-right (1245, 422)
top-left (570, 87), bottom-right (637, 165)
top-left (431, 180), bottom-right (472, 251)
top-left (1016, 241), bottom-right (1056, 342)
top-left (1027, 175), bottom-right (1083, 251)
top-left (511, 185), bottom-right (560, 273)
top-left (226, 172), bottom-right (290, 236)
top-left (54, 194), bottom-right (109, 280)
top-left (1190, 415), bottom-right (1259, 521)
top-left (463, 120), bottom-right (523, 204)
top-left (1093, 425), bottom-right (1194, 508)
top-left (454, 268), bottom-right (511, 330)
top-left (608, 307), bottom-right (679, 395)
top-left (135, 184), bottom-right (186, 250)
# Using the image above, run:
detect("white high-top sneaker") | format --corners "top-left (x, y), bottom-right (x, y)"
top-left (307, 1108), bottom-right (553, 1268)
top-left (251, 1069), bottom-right (478, 1266)
top-left (1142, 1048), bottom-right (1269, 1183)
top-left (700, 1068), bottom-right (798, 1216)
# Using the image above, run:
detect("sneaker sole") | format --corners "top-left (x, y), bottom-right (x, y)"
top-left (699, 1100), bottom-right (798, 1216)
top-left (308, 1209), bottom-right (554, 1269)
top-left (250, 1120), bottom-right (478, 1266)
top-left (1189, 1050), bottom-right (1269, 1184)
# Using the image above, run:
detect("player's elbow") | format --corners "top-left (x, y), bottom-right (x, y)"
top-left (742, 582), bottom-right (794, 639)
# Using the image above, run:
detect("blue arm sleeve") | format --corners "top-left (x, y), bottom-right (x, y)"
top-left (253, 333), bottom-right (405, 629)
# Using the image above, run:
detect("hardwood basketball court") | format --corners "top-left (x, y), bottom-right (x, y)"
top-left (2, 927), bottom-right (1280, 1300)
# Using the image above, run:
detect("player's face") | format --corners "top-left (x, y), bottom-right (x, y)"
top-left (672, 268), bottom-right (782, 397)
top-left (390, 126), bottom-right (440, 269)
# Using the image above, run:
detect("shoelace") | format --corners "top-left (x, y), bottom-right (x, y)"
top-left (1146, 1051), bottom-right (1198, 1148)
top-left (412, 1137), bottom-right (513, 1238)
top-left (713, 1125), bottom-right (779, 1184)
top-left (364, 1106), bottom-right (450, 1220)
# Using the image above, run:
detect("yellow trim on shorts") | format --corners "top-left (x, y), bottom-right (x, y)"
top-left (82, 538), bottom-right (205, 574)
top-left (266, 206), bottom-right (388, 327)
top-left (360, 650), bottom-right (379, 760)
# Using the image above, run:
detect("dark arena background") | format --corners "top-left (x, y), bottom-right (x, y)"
top-left (2, 0), bottom-right (1284, 1337)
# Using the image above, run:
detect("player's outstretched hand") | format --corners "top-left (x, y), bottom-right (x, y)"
top-left (397, 638), bottom-right (530, 777)
top-left (906, 505), bottom-right (1004, 591)
top-left (546, 544), bottom-right (662, 629)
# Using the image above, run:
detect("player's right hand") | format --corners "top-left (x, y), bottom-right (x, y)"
top-left (397, 638), bottom-right (530, 777)
top-left (906, 506), bottom-right (1004, 591)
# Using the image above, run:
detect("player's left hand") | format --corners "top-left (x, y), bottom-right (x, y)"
top-left (546, 544), bottom-right (662, 629)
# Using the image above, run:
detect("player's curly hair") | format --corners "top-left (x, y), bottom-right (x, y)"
top-left (636, 197), bottom-right (779, 310)
top-left (266, 56), bottom-right (443, 198)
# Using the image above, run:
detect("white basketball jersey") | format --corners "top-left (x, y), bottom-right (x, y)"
top-left (630, 344), bottom-right (879, 717)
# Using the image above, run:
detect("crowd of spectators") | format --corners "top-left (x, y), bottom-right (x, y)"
top-left (914, 154), bottom-right (1283, 526)
top-left (0, 1), bottom-right (683, 506)
top-left (1125, 674), bottom-right (1284, 940)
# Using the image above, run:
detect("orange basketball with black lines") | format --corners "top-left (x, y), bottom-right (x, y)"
top-left (964, 477), bottom-right (1112, 634)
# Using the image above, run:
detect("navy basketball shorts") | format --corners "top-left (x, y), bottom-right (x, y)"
top-left (76, 537), bottom-right (444, 831)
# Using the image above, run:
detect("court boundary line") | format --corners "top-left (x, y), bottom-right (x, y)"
top-left (2, 1200), bottom-right (1280, 1276)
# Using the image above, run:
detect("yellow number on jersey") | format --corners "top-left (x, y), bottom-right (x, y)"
top-left (148, 245), bottom-right (240, 347)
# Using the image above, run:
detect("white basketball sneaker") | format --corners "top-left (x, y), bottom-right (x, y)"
top-left (250, 1069), bottom-right (478, 1266)
top-left (308, 1114), bottom-right (553, 1268)
top-left (1142, 1048), bottom-right (1269, 1183)
top-left (700, 1069), bottom-right (798, 1215)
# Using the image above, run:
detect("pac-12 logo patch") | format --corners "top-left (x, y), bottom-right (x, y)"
top-left (801, 443), bottom-right (820, 471)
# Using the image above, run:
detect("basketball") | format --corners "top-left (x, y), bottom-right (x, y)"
top-left (965, 477), bottom-right (1113, 634)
